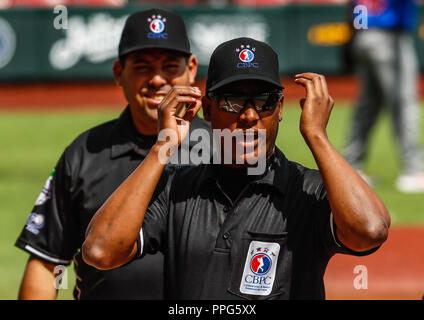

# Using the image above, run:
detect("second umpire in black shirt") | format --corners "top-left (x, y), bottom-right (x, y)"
top-left (15, 8), bottom-right (210, 299)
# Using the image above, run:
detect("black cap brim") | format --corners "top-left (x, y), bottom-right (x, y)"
top-left (207, 73), bottom-right (283, 93)
top-left (119, 44), bottom-right (191, 57)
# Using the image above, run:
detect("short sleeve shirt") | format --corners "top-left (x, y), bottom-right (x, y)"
top-left (140, 148), bottom-right (379, 300)
top-left (15, 107), bottom-right (211, 300)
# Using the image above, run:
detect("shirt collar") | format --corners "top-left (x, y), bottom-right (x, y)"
top-left (255, 147), bottom-right (290, 195)
top-left (199, 147), bottom-right (289, 195)
top-left (110, 107), bottom-right (156, 159)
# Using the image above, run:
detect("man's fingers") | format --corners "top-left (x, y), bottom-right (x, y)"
top-left (294, 76), bottom-right (315, 98)
top-left (319, 75), bottom-right (329, 96)
top-left (294, 76), bottom-right (312, 88)
top-left (295, 72), bottom-right (322, 81)
top-left (159, 86), bottom-right (202, 115)
top-left (312, 75), bottom-right (323, 98)
top-left (296, 73), bottom-right (325, 94)
top-left (161, 86), bottom-right (202, 106)
top-left (167, 86), bottom-right (202, 98)
top-left (295, 77), bottom-right (313, 110)
top-left (299, 98), bottom-right (306, 110)
top-left (160, 95), bottom-right (199, 114)
top-left (182, 99), bottom-right (202, 122)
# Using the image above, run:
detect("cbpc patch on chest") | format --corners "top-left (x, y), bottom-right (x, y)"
top-left (239, 240), bottom-right (280, 296)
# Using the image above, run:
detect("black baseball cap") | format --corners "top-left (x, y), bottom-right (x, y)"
top-left (118, 8), bottom-right (191, 58)
top-left (206, 37), bottom-right (283, 93)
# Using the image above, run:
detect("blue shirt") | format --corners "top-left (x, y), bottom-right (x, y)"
top-left (354, 0), bottom-right (417, 31)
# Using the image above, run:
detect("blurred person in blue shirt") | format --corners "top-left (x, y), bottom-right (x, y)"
top-left (344, 0), bottom-right (424, 192)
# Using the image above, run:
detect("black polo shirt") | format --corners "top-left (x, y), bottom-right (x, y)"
top-left (139, 148), bottom-right (378, 300)
top-left (15, 107), bottom-right (211, 300)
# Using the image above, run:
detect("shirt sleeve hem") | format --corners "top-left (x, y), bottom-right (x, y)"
top-left (330, 213), bottom-right (381, 256)
top-left (329, 212), bottom-right (342, 248)
top-left (136, 228), bottom-right (144, 258)
top-left (15, 240), bottom-right (72, 265)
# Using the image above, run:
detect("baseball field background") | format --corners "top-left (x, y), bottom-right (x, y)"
top-left (1, 2), bottom-right (424, 300)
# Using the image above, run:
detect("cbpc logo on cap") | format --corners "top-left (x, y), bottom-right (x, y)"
top-left (236, 45), bottom-right (258, 69)
top-left (149, 16), bottom-right (165, 33)
top-left (147, 15), bottom-right (168, 39)
top-left (239, 48), bottom-right (254, 63)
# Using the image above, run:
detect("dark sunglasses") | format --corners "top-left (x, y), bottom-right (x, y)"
top-left (208, 92), bottom-right (283, 114)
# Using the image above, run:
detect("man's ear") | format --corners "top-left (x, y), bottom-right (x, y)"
top-left (113, 60), bottom-right (123, 87)
top-left (202, 95), bottom-right (212, 122)
top-left (278, 96), bottom-right (284, 122)
top-left (187, 55), bottom-right (198, 85)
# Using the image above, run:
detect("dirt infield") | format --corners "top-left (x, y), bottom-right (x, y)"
top-left (325, 226), bottom-right (424, 300)
top-left (0, 75), bottom-right (359, 109)
top-left (1, 75), bottom-right (423, 300)
top-left (2, 74), bottom-right (424, 109)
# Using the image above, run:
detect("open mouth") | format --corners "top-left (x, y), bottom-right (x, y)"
top-left (142, 93), bottom-right (168, 109)
top-left (146, 95), bottom-right (165, 104)
top-left (240, 137), bottom-right (258, 148)
top-left (237, 130), bottom-right (260, 148)
top-left (141, 85), bottom-right (172, 106)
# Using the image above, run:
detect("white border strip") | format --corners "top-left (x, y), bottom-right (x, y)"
top-left (138, 228), bottom-right (144, 257)
top-left (24, 245), bottom-right (71, 265)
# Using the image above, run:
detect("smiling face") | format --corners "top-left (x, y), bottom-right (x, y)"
top-left (203, 80), bottom-right (284, 167)
top-left (113, 48), bottom-right (198, 135)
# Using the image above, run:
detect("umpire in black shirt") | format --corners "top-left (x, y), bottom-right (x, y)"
top-left (83, 37), bottom-right (390, 299)
top-left (15, 8), bottom-right (210, 299)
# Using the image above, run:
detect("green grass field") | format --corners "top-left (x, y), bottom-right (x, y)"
top-left (0, 103), bottom-right (423, 300)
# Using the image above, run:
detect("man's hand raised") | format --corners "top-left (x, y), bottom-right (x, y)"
top-left (157, 86), bottom-right (202, 152)
top-left (294, 73), bottom-right (334, 141)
